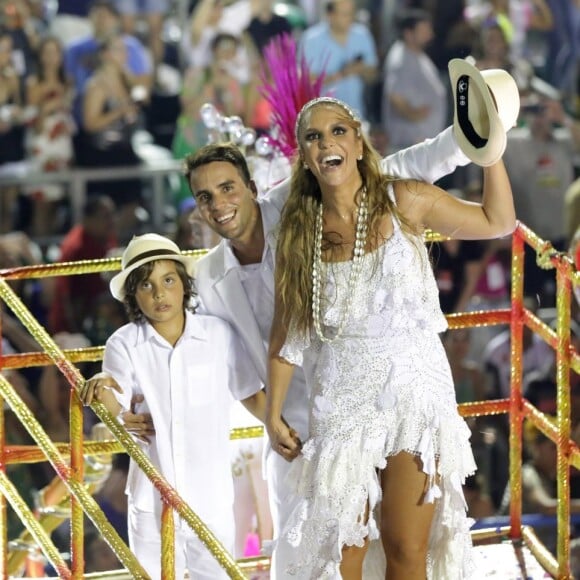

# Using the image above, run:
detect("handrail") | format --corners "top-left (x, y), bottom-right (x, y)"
top-left (0, 159), bottom-right (183, 230)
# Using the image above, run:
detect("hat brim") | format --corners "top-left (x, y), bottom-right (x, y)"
top-left (110, 254), bottom-right (196, 302)
top-left (448, 58), bottom-right (513, 167)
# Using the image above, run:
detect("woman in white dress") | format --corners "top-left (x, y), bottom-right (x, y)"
top-left (265, 96), bottom-right (516, 579)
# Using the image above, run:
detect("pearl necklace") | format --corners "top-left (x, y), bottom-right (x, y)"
top-left (312, 187), bottom-right (368, 342)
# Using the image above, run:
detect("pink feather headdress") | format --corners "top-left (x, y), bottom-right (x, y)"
top-left (259, 33), bottom-right (326, 158)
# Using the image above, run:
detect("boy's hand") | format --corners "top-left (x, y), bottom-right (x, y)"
top-left (80, 372), bottom-right (123, 406)
top-left (121, 394), bottom-right (155, 443)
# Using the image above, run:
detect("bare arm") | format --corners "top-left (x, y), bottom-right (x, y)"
top-left (82, 80), bottom-right (136, 132)
top-left (79, 372), bottom-right (123, 416)
top-left (189, 0), bottom-right (215, 46)
top-left (398, 159), bottom-right (516, 240)
top-left (454, 257), bottom-right (485, 313)
top-left (265, 297), bottom-right (301, 461)
top-left (241, 388), bottom-right (267, 423)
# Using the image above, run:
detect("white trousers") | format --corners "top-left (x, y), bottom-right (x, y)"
top-left (128, 504), bottom-right (233, 579)
top-left (266, 449), bottom-right (300, 579)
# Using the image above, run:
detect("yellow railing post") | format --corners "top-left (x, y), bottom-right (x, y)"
top-left (161, 503), bottom-right (175, 580)
top-left (555, 258), bottom-right (573, 577)
top-left (69, 388), bottom-right (85, 578)
top-left (0, 308), bottom-right (7, 579)
top-left (509, 227), bottom-right (525, 540)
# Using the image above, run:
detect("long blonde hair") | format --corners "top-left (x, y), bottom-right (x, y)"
top-left (275, 101), bottom-right (416, 336)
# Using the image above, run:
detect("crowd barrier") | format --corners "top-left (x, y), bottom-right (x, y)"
top-left (0, 157), bottom-right (182, 231)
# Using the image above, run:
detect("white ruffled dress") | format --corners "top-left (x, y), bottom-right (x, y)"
top-left (280, 198), bottom-right (477, 579)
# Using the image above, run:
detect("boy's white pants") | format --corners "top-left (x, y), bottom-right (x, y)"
top-left (128, 504), bottom-right (233, 579)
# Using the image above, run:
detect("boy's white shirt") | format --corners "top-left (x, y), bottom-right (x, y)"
top-left (103, 310), bottom-right (259, 514)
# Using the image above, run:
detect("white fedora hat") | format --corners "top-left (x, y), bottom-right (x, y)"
top-left (110, 233), bottom-right (195, 301)
top-left (448, 58), bottom-right (520, 167)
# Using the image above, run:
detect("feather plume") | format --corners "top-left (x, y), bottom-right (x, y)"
top-left (259, 33), bottom-right (326, 158)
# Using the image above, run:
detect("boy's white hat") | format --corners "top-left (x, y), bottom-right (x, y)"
top-left (110, 233), bottom-right (195, 301)
top-left (448, 58), bottom-right (520, 167)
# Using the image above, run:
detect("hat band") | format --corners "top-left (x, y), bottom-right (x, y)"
top-left (457, 75), bottom-right (488, 150)
top-left (125, 248), bottom-right (180, 268)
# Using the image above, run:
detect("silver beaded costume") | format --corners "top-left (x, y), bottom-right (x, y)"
top-left (280, 186), bottom-right (477, 579)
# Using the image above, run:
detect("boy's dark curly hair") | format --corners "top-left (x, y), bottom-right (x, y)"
top-left (122, 260), bottom-right (196, 323)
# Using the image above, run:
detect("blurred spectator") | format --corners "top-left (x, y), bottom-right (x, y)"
top-left (37, 331), bottom-right (92, 442)
top-left (84, 527), bottom-right (123, 572)
top-left (499, 417), bottom-right (580, 553)
top-left (115, 0), bottom-right (166, 74)
top-left (24, 36), bottom-right (75, 238)
top-left (460, 180), bottom-right (512, 357)
top-left (427, 0), bottom-right (476, 72)
top-left (172, 32), bottom-right (246, 168)
top-left (1, 365), bottom-right (40, 537)
top-left (64, 0), bottom-right (152, 124)
top-left (503, 85), bottom-right (577, 304)
top-left (172, 197), bottom-right (197, 250)
top-left (565, 178), bottom-right (580, 243)
top-left (0, 232), bottom-right (52, 328)
top-left (245, 0), bottom-right (292, 56)
top-left (76, 34), bottom-right (145, 231)
top-left (544, 0), bottom-right (579, 98)
top-left (482, 296), bottom-right (555, 399)
top-left (49, 0), bottom-right (93, 45)
top-left (299, 0), bottom-right (378, 120)
top-left (182, 0), bottom-right (254, 84)
top-left (465, 0), bottom-right (553, 62)
top-left (474, 20), bottom-right (534, 91)
top-left (94, 452), bottom-right (129, 543)
top-left (0, 29), bottom-right (25, 233)
top-left (463, 474), bottom-right (495, 520)
top-left (0, 0), bottom-right (40, 79)
top-left (443, 328), bottom-right (489, 404)
top-left (173, 197), bottom-right (221, 251)
top-left (82, 293), bottom-right (127, 347)
top-left (430, 236), bottom-right (486, 315)
top-left (382, 8), bottom-right (446, 150)
top-left (48, 195), bottom-right (117, 335)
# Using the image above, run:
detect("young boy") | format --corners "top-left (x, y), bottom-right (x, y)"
top-left (79, 233), bottom-right (263, 578)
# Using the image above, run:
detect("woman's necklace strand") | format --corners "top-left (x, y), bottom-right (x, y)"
top-left (312, 187), bottom-right (368, 343)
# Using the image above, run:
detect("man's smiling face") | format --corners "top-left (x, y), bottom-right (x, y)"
top-left (189, 161), bottom-right (259, 242)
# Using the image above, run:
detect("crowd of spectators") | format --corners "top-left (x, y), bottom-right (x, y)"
top-left (2, 0), bottom-right (580, 571)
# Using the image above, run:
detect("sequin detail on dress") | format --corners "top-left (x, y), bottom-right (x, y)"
top-left (280, 185), bottom-right (477, 579)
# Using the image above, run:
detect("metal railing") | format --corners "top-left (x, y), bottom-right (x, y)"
top-left (0, 158), bottom-right (183, 231)
top-left (0, 224), bottom-right (578, 577)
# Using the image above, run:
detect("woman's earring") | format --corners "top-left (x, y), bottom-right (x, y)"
top-left (303, 163), bottom-right (309, 170)
top-left (357, 155), bottom-right (363, 161)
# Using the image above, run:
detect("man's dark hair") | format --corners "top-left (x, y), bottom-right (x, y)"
top-left (183, 143), bottom-right (252, 193)
top-left (396, 8), bottom-right (430, 34)
top-left (123, 260), bottom-right (196, 322)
